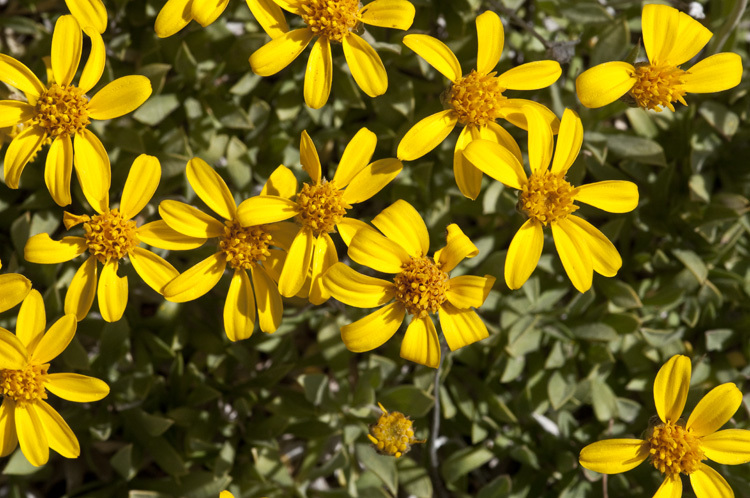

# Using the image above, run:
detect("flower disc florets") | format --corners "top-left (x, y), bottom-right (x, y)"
top-left (34, 84), bottom-right (90, 138)
top-left (647, 421), bottom-right (704, 476)
top-left (447, 70), bottom-right (507, 127)
top-left (519, 170), bottom-right (578, 226)
top-left (84, 209), bottom-right (139, 263)
top-left (220, 219), bottom-right (273, 270)
top-left (629, 63), bottom-right (687, 112)
top-left (301, 0), bottom-right (361, 43)
top-left (0, 364), bottom-right (49, 406)
top-left (368, 403), bottom-right (422, 458)
top-left (393, 256), bottom-right (449, 317)
top-left (296, 180), bottom-right (349, 236)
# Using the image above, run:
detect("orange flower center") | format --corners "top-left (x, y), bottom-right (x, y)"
top-left (84, 209), bottom-right (139, 263)
top-left (367, 403), bottom-right (424, 458)
top-left (34, 83), bottom-right (90, 138)
top-left (0, 363), bottom-right (49, 406)
top-left (301, 0), bottom-right (361, 43)
top-left (393, 256), bottom-right (448, 317)
top-left (519, 170), bottom-right (578, 226)
top-left (296, 180), bottom-right (349, 236)
top-left (629, 63), bottom-right (687, 112)
top-left (647, 421), bottom-right (704, 476)
top-left (220, 219), bottom-right (273, 270)
top-left (447, 70), bottom-right (507, 127)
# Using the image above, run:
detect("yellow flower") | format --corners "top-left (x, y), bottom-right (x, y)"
top-left (368, 402), bottom-right (424, 458)
top-left (236, 128), bottom-right (402, 304)
top-left (24, 155), bottom-right (191, 323)
top-left (159, 158), bottom-right (294, 341)
top-left (0, 262), bottom-right (31, 314)
top-left (155, 0), bottom-right (288, 39)
top-left (0, 290), bottom-right (109, 467)
top-left (249, 0), bottom-right (416, 108)
top-left (65, 0), bottom-right (107, 33)
top-left (321, 200), bottom-right (495, 368)
top-left (397, 11), bottom-right (562, 200)
top-left (0, 15), bottom-right (152, 208)
top-left (219, 492), bottom-right (234, 498)
top-left (463, 107), bottom-right (638, 293)
top-left (579, 355), bottom-right (750, 498)
top-left (576, 4), bottom-right (742, 111)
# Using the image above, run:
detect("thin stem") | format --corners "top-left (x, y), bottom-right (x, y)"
top-left (491, 0), bottom-right (552, 50)
top-left (429, 345), bottom-right (449, 498)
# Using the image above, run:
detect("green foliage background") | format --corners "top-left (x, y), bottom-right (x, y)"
top-left (1, 0), bottom-right (749, 496)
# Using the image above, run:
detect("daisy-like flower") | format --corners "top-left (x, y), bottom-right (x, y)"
top-left (368, 402), bottom-right (424, 458)
top-left (321, 200), bottom-right (495, 368)
top-left (160, 158), bottom-right (294, 341)
top-left (397, 11), bottom-right (562, 200)
top-left (463, 107), bottom-right (638, 293)
top-left (24, 155), bottom-right (189, 323)
top-left (65, 0), bottom-right (107, 33)
top-left (576, 4), bottom-right (742, 111)
top-left (0, 15), bottom-right (152, 207)
top-left (0, 290), bottom-right (109, 467)
top-left (248, 0), bottom-right (416, 109)
top-left (580, 355), bottom-right (750, 498)
top-left (0, 261), bottom-right (31, 314)
top-left (236, 128), bottom-right (402, 304)
top-left (155, 0), bottom-right (287, 39)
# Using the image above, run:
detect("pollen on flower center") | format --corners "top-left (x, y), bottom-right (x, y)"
top-left (367, 403), bottom-right (424, 458)
top-left (84, 209), bottom-right (139, 263)
top-left (446, 70), bottom-right (507, 126)
top-left (647, 421), bottom-right (704, 476)
top-left (519, 170), bottom-right (578, 226)
top-left (34, 83), bottom-right (90, 138)
top-left (393, 256), bottom-right (449, 317)
top-left (301, 0), bottom-right (361, 43)
top-left (220, 219), bottom-right (273, 270)
top-left (0, 364), bottom-right (49, 405)
top-left (629, 63), bottom-right (687, 112)
top-left (296, 180), bottom-right (350, 235)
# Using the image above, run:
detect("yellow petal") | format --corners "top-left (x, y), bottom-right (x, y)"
top-left (498, 99), bottom-right (560, 133)
top-left (575, 62), bottom-right (636, 108)
top-left (0, 399), bottom-right (18, 457)
top-left (45, 373), bottom-right (110, 402)
top-left (687, 383), bottom-right (743, 438)
top-left (482, 121), bottom-right (523, 162)
top-left (261, 164), bottom-right (298, 198)
top-left (137, 221), bottom-right (205, 251)
top-left (552, 218), bottom-right (593, 293)
top-left (342, 158), bottom-right (402, 205)
top-left (642, 3), bottom-right (680, 65)
top-left (159, 200), bottom-right (225, 238)
top-left (348, 227), bottom-right (410, 273)
top-left (575, 180), bottom-right (639, 213)
top-left (279, 227), bottom-right (314, 297)
top-left (51, 15), bottom-right (82, 87)
top-left (683, 53), bottom-right (743, 94)
top-left (250, 265), bottom-right (283, 333)
top-left (438, 302), bottom-right (489, 351)
top-left (120, 154), bottom-right (161, 219)
top-left (435, 223), bottom-right (478, 273)
top-left (336, 217), bottom-right (377, 246)
top-left (453, 126), bottom-right (482, 200)
top-left (496, 60), bottom-right (561, 90)
top-left (342, 33), bottom-right (387, 98)
top-left (163, 252), bottom-right (227, 303)
top-left (249, 28), bottom-right (313, 76)
top-left (341, 301), bottom-right (405, 352)
top-left (359, 0), bottom-right (414, 30)
top-left (272, 0), bottom-right (304, 15)
top-left (65, 0), bottom-right (107, 33)
top-left (653, 354), bottom-right (691, 424)
top-left (224, 269), bottom-right (255, 341)
top-left (400, 316), bottom-right (440, 368)
top-left (397, 110), bottom-right (457, 161)
top-left (0, 100), bottom-right (35, 127)
top-left (550, 108), bottom-right (583, 175)
top-left (35, 400), bottom-right (79, 459)
top-left (304, 37), bottom-right (332, 109)
top-left (186, 157), bottom-right (235, 220)
top-left (0, 273), bottom-right (32, 314)
top-left (219, 492), bottom-right (234, 498)
top-left (333, 127), bottom-right (377, 187)
top-left (445, 275), bottom-right (495, 309)
top-left (653, 475), bottom-right (682, 498)
top-left (15, 404), bottom-right (49, 467)
top-left (4, 125), bottom-right (46, 189)
top-left (246, 0), bottom-right (289, 38)
top-left (267, 221), bottom-right (298, 251)
top-left (129, 247), bottom-right (179, 294)
top-left (24, 233), bottom-right (87, 264)
top-left (504, 219), bottom-right (543, 290)
top-left (0, 327), bottom-right (28, 370)
top-left (462, 138), bottom-right (526, 190)
top-left (525, 105), bottom-right (554, 173)
top-left (0, 54), bottom-right (45, 98)
top-left (566, 215), bottom-right (621, 278)
top-left (32, 313), bottom-right (76, 364)
top-left (64, 256), bottom-right (98, 321)
top-left (17, 289), bottom-right (45, 352)
top-left (155, 0), bottom-right (193, 38)
top-left (701, 429), bottom-right (750, 465)
top-left (300, 131), bottom-right (322, 184)
top-left (475, 11), bottom-right (503, 75)
top-left (236, 195), bottom-right (299, 225)
top-left (402, 34), bottom-right (461, 82)
top-left (662, 9), bottom-right (713, 66)
top-left (689, 464), bottom-right (734, 498)
top-left (191, 0), bottom-right (229, 26)
top-left (309, 233), bottom-right (337, 305)
top-left (73, 129), bottom-right (110, 214)
top-left (45, 135), bottom-right (74, 207)
top-left (88, 75), bottom-right (152, 120)
top-left (371, 199), bottom-right (428, 257)
top-left (578, 438), bottom-right (649, 474)
top-left (322, 262), bottom-right (394, 308)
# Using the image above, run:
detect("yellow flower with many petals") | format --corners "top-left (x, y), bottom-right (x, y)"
top-left (24, 155), bottom-right (190, 323)
top-left (0, 15), bottom-right (151, 208)
top-left (160, 158), bottom-right (294, 341)
top-left (0, 290), bottom-right (109, 467)
top-left (463, 107), bottom-right (638, 293)
top-left (237, 128), bottom-right (402, 304)
top-left (249, 0), bottom-right (415, 108)
top-left (0, 263), bottom-right (31, 314)
top-left (155, 0), bottom-right (287, 39)
top-left (321, 200), bottom-right (495, 368)
top-left (580, 355), bottom-right (750, 498)
top-left (65, 0), bottom-right (107, 33)
top-left (576, 4), bottom-right (742, 111)
top-left (397, 11), bottom-right (562, 200)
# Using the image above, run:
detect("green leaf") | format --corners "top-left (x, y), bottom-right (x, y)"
top-left (379, 385), bottom-right (434, 418)
top-left (355, 444), bottom-right (397, 495)
top-left (672, 249), bottom-right (708, 284)
top-left (440, 446), bottom-right (494, 483)
top-left (133, 95), bottom-right (181, 126)
top-left (607, 134), bottom-right (667, 166)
